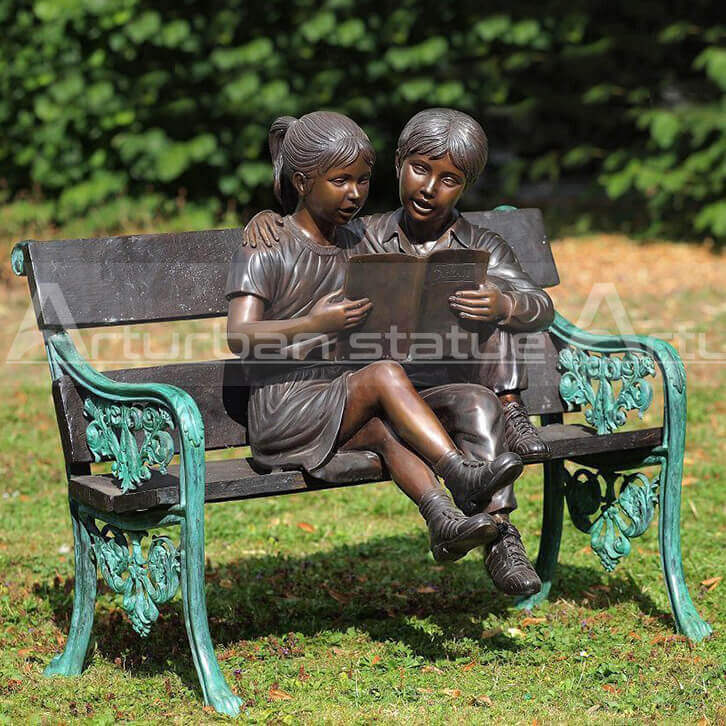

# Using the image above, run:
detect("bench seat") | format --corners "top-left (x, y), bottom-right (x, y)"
top-left (69, 424), bottom-right (663, 514)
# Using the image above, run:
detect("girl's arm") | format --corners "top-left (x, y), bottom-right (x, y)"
top-left (227, 292), bottom-right (372, 357)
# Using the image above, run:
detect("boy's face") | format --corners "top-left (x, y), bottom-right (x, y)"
top-left (397, 153), bottom-right (466, 233)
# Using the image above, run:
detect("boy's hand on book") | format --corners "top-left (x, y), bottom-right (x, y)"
top-left (241, 210), bottom-right (284, 247)
top-left (308, 289), bottom-right (372, 332)
top-left (448, 283), bottom-right (513, 323)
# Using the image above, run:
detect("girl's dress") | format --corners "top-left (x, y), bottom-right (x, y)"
top-left (225, 216), bottom-right (363, 473)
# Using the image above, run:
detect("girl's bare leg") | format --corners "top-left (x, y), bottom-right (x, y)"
top-left (338, 361), bottom-right (524, 516)
top-left (340, 416), bottom-right (439, 503)
top-left (338, 361), bottom-right (455, 465)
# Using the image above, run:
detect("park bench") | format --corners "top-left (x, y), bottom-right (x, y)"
top-left (11, 207), bottom-right (711, 717)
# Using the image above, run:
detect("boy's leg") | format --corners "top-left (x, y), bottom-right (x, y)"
top-left (417, 382), bottom-right (515, 512)
top-left (476, 327), bottom-right (550, 462)
top-left (418, 383), bottom-right (540, 597)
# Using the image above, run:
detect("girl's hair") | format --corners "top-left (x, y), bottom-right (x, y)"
top-left (269, 111), bottom-right (376, 214)
top-left (396, 108), bottom-right (488, 186)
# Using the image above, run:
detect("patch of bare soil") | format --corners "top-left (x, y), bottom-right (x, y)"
top-left (549, 235), bottom-right (724, 386)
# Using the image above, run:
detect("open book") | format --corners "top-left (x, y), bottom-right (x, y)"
top-left (336, 249), bottom-right (490, 361)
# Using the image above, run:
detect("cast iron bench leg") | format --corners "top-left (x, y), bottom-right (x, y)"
top-left (180, 518), bottom-right (242, 717)
top-left (180, 466), bottom-right (243, 717)
top-left (653, 347), bottom-right (712, 641)
top-left (658, 423), bottom-right (712, 641)
top-left (44, 499), bottom-right (97, 676)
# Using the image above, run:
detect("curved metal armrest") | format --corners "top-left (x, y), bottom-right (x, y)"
top-left (549, 312), bottom-right (685, 446)
top-left (47, 331), bottom-right (205, 511)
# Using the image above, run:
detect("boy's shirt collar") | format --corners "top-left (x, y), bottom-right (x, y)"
top-left (372, 207), bottom-right (473, 256)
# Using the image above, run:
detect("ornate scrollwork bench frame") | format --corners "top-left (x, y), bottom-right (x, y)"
top-left (40, 331), bottom-right (243, 717)
top-left (514, 313), bottom-right (712, 644)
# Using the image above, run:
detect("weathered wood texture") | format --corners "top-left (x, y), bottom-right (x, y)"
top-left (539, 423), bottom-right (662, 461)
top-left (22, 227), bottom-right (241, 329)
top-left (68, 425), bottom-right (662, 513)
top-left (20, 208), bottom-right (556, 330)
top-left (462, 208), bottom-right (559, 288)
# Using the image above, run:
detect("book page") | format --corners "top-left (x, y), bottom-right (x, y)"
top-left (338, 253), bottom-right (426, 360)
top-left (414, 249), bottom-right (490, 359)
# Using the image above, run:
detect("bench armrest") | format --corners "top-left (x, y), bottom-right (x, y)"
top-left (549, 311), bottom-right (685, 454)
top-left (47, 332), bottom-right (205, 512)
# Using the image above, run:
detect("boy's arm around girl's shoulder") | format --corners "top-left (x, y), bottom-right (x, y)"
top-left (468, 225), bottom-right (555, 333)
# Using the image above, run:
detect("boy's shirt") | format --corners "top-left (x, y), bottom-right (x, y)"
top-left (349, 208), bottom-right (554, 333)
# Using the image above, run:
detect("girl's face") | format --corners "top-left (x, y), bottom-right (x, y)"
top-left (298, 154), bottom-right (371, 227)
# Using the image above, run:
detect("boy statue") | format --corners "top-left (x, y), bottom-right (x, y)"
top-left (242, 108), bottom-right (554, 597)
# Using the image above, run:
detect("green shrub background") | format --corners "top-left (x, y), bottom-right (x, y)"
top-left (0, 0), bottom-right (723, 239)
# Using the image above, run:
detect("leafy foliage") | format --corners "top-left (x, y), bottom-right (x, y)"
top-left (0, 1), bottom-right (723, 239)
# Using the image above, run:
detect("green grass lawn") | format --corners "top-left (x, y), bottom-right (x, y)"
top-left (0, 226), bottom-right (724, 723)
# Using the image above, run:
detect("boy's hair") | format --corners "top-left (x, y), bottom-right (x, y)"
top-left (396, 108), bottom-right (488, 186)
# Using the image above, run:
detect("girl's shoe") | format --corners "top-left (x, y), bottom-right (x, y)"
top-left (434, 450), bottom-right (523, 516)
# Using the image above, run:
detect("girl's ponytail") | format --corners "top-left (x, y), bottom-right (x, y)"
top-left (268, 111), bottom-right (375, 216)
top-left (269, 116), bottom-right (298, 214)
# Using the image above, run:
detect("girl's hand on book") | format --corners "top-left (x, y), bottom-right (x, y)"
top-left (308, 289), bottom-right (372, 332)
top-left (241, 210), bottom-right (284, 247)
top-left (448, 283), bottom-right (513, 323)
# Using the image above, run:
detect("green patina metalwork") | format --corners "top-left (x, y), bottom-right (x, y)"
top-left (564, 468), bottom-right (658, 571)
top-left (11, 241), bottom-right (27, 276)
top-left (44, 332), bottom-right (243, 716)
top-left (557, 347), bottom-right (656, 435)
top-left (85, 519), bottom-right (180, 637)
top-left (546, 313), bottom-right (711, 641)
top-left (83, 396), bottom-right (175, 493)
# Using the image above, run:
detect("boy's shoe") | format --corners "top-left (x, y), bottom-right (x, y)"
top-left (484, 517), bottom-right (541, 596)
top-left (435, 450), bottom-right (523, 516)
top-left (502, 399), bottom-right (550, 462)
top-left (418, 489), bottom-right (499, 562)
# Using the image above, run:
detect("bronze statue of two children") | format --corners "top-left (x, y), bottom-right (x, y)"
top-left (226, 108), bottom-right (554, 597)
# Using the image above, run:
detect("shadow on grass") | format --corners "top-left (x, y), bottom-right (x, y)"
top-left (35, 531), bottom-right (669, 696)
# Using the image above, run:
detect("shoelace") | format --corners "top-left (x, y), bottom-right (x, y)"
top-left (461, 459), bottom-right (490, 469)
top-left (492, 522), bottom-right (531, 568)
top-left (504, 402), bottom-right (537, 438)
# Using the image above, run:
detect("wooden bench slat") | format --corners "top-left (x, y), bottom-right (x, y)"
top-left (539, 423), bottom-right (662, 459)
top-left (68, 425), bottom-right (663, 513)
top-left (69, 458), bottom-right (384, 513)
top-left (462, 209), bottom-right (559, 288)
top-left (23, 209), bottom-right (557, 330)
top-left (24, 228), bottom-right (242, 329)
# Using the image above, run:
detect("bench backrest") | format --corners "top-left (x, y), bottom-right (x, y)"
top-left (18, 209), bottom-right (558, 330)
top-left (17, 208), bottom-right (566, 467)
